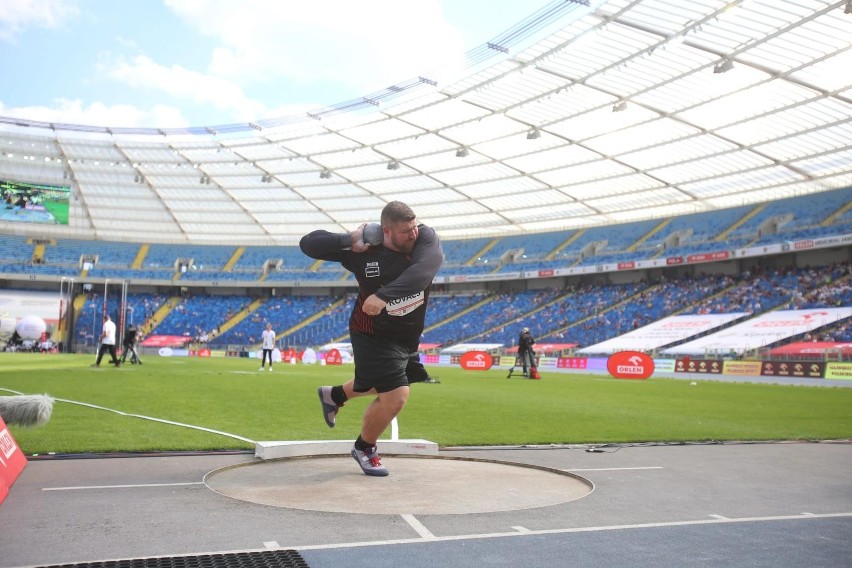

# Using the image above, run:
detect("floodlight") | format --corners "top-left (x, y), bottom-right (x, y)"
top-left (713, 58), bottom-right (734, 73)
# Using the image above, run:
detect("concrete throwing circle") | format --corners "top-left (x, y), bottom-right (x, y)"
top-left (204, 455), bottom-right (592, 515)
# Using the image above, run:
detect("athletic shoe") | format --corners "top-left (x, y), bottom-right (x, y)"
top-left (259, 366), bottom-right (264, 371)
top-left (317, 386), bottom-right (339, 428)
top-left (268, 367), bottom-right (273, 372)
top-left (351, 445), bottom-right (389, 477)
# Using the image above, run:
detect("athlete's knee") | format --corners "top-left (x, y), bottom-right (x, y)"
top-left (380, 388), bottom-right (409, 415)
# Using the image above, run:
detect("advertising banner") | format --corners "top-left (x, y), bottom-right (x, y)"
top-left (823, 363), bottom-right (852, 380)
top-left (606, 351), bottom-right (654, 379)
top-left (722, 361), bottom-right (763, 376)
top-left (324, 348), bottom-right (342, 365)
top-left (459, 351), bottom-right (494, 371)
top-left (675, 358), bottom-right (723, 374)
top-left (580, 314), bottom-right (745, 355)
top-left (768, 342), bottom-right (852, 356)
top-left (557, 357), bottom-right (588, 369)
top-left (663, 308), bottom-right (852, 356)
top-left (0, 417), bottom-right (28, 505)
top-left (760, 361), bottom-right (825, 379)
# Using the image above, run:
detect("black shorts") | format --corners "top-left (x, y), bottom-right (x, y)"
top-left (350, 331), bottom-right (411, 394)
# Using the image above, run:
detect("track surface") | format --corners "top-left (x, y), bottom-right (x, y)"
top-left (2, 442), bottom-right (850, 568)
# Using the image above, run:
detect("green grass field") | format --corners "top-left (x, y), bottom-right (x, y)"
top-left (1, 353), bottom-right (850, 455)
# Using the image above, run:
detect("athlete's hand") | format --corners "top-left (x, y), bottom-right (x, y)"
top-left (351, 224), bottom-right (371, 253)
top-left (362, 294), bottom-right (387, 316)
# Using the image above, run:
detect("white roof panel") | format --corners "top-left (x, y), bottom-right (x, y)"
top-left (1, 0), bottom-right (849, 244)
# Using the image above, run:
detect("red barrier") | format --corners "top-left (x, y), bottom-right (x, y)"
top-left (0, 417), bottom-right (28, 505)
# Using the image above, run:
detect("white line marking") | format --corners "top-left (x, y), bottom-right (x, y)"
top-left (801, 512), bottom-right (815, 516)
top-left (75, 512), bottom-right (850, 564)
top-left (709, 514), bottom-right (729, 520)
top-left (400, 514), bottom-right (437, 540)
top-left (43, 482), bottom-right (204, 491)
top-left (288, 512), bottom-right (852, 552)
top-left (512, 526), bottom-right (532, 533)
top-left (263, 542), bottom-right (280, 549)
top-left (49, 398), bottom-right (256, 444)
top-left (568, 467), bottom-right (664, 472)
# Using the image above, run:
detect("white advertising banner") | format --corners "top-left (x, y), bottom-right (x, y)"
top-left (662, 308), bottom-right (852, 356)
top-left (578, 313), bottom-right (747, 354)
top-left (0, 290), bottom-right (64, 322)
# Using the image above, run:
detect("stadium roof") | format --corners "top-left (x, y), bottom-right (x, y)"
top-left (1, 0), bottom-right (850, 245)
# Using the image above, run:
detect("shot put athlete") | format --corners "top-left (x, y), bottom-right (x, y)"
top-left (300, 201), bottom-right (443, 476)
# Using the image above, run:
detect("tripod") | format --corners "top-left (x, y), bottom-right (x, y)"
top-left (507, 349), bottom-right (536, 379)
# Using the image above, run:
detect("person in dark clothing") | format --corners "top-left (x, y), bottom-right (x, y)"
top-left (120, 323), bottom-right (141, 365)
top-left (508, 327), bottom-right (537, 378)
top-left (302, 201), bottom-right (443, 476)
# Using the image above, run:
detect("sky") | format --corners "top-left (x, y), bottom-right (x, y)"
top-left (0, 0), bottom-right (547, 129)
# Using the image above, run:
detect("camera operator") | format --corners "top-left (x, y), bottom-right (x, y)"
top-left (518, 327), bottom-right (536, 377)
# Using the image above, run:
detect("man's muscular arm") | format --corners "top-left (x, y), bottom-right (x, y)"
top-left (374, 225), bottom-right (444, 302)
top-left (299, 224), bottom-right (371, 260)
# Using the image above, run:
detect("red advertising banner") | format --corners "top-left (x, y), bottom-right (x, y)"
top-left (0, 417), bottom-right (28, 505)
top-left (325, 348), bottom-right (342, 365)
top-left (606, 351), bottom-right (654, 379)
top-left (538, 269), bottom-right (555, 278)
top-left (557, 357), bottom-right (588, 369)
top-left (768, 342), bottom-right (852, 356)
top-left (666, 256), bottom-right (684, 265)
top-left (617, 261), bottom-right (635, 270)
top-left (506, 343), bottom-right (578, 353)
top-left (686, 251), bottom-right (730, 263)
top-left (141, 335), bottom-right (191, 347)
top-left (459, 351), bottom-right (493, 370)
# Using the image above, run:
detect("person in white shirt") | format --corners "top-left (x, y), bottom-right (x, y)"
top-left (93, 315), bottom-right (121, 367)
top-left (260, 322), bottom-right (275, 372)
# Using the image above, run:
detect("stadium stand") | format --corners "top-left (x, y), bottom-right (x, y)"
top-left (207, 295), bottom-right (337, 347)
top-left (152, 294), bottom-right (253, 341)
top-left (1, 187), bottom-right (850, 282)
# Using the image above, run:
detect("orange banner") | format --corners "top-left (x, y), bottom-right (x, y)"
top-left (722, 361), bottom-right (763, 376)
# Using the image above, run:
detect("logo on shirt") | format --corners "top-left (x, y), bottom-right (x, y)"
top-left (386, 291), bottom-right (425, 316)
top-left (365, 262), bottom-right (380, 278)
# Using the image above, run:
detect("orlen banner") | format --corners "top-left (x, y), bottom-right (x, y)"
top-left (459, 351), bottom-right (494, 371)
top-left (0, 417), bottom-right (28, 505)
top-left (325, 348), bottom-right (342, 365)
top-left (606, 351), bottom-right (654, 379)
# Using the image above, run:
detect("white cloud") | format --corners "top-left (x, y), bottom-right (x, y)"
top-left (0, 0), bottom-right (79, 43)
top-left (163, 0), bottom-right (468, 93)
top-left (2, 1), bottom-right (473, 128)
top-left (0, 98), bottom-right (190, 128)
top-left (101, 53), bottom-right (272, 123)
